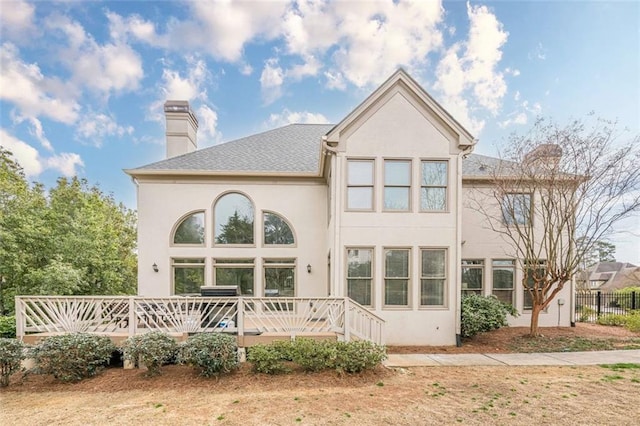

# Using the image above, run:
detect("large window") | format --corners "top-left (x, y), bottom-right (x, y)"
top-left (172, 258), bottom-right (205, 295)
top-left (346, 248), bottom-right (373, 306)
top-left (213, 259), bottom-right (254, 296)
top-left (421, 161), bottom-right (448, 211)
top-left (384, 249), bottom-right (410, 306)
top-left (264, 259), bottom-right (296, 310)
top-left (421, 249), bottom-right (447, 306)
top-left (263, 212), bottom-right (294, 245)
top-left (173, 211), bottom-right (205, 245)
top-left (524, 260), bottom-right (547, 310)
top-left (214, 192), bottom-right (254, 244)
top-left (492, 260), bottom-right (515, 305)
top-left (502, 193), bottom-right (532, 225)
top-left (347, 160), bottom-right (374, 210)
top-left (461, 259), bottom-right (484, 296)
top-left (384, 160), bottom-right (411, 211)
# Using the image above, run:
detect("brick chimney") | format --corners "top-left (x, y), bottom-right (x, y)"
top-left (523, 144), bottom-right (563, 168)
top-left (164, 100), bottom-right (198, 159)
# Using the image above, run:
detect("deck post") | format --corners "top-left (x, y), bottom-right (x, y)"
top-left (15, 297), bottom-right (24, 340)
top-left (237, 297), bottom-right (244, 340)
top-left (128, 296), bottom-right (136, 337)
top-left (343, 297), bottom-right (350, 342)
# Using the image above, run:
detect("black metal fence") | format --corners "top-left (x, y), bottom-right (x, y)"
top-left (575, 291), bottom-right (639, 323)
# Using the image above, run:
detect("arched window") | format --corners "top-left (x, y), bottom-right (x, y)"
top-left (263, 212), bottom-right (295, 245)
top-left (214, 192), bottom-right (254, 244)
top-left (173, 211), bottom-right (205, 245)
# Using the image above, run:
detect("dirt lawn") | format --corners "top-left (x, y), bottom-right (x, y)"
top-left (1, 324), bottom-right (639, 425)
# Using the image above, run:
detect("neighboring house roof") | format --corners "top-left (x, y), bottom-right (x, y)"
top-left (127, 122), bottom-right (501, 178)
top-left (579, 262), bottom-right (640, 291)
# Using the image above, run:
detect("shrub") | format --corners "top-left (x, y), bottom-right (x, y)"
top-left (334, 340), bottom-right (387, 373)
top-left (578, 305), bottom-right (596, 322)
top-left (461, 294), bottom-right (518, 338)
top-left (248, 339), bottom-right (386, 374)
top-left (0, 316), bottom-right (16, 338)
top-left (179, 333), bottom-right (238, 377)
top-left (247, 343), bottom-right (290, 374)
top-left (599, 311), bottom-right (640, 332)
top-left (0, 338), bottom-right (25, 387)
top-left (290, 339), bottom-right (338, 372)
top-left (122, 332), bottom-right (177, 376)
top-left (31, 333), bottom-right (115, 382)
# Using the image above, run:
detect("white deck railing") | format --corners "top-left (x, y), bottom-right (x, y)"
top-left (15, 296), bottom-right (385, 345)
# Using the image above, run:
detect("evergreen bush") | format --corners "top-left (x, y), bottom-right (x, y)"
top-left (0, 338), bottom-right (25, 387)
top-left (461, 294), bottom-right (517, 338)
top-left (122, 332), bottom-right (177, 376)
top-left (178, 333), bottom-right (238, 377)
top-left (30, 333), bottom-right (115, 382)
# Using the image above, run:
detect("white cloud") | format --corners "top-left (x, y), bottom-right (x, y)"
top-left (46, 14), bottom-right (144, 97)
top-left (529, 42), bottom-right (547, 60)
top-left (197, 104), bottom-right (221, 145)
top-left (505, 67), bottom-right (520, 76)
top-left (45, 152), bottom-right (84, 177)
top-left (260, 58), bottom-right (285, 104)
top-left (76, 112), bottom-right (134, 147)
top-left (498, 100), bottom-right (543, 128)
top-left (161, 55), bottom-right (210, 101)
top-left (10, 113), bottom-right (53, 151)
top-left (267, 109), bottom-right (330, 128)
top-left (514, 90), bottom-right (521, 101)
top-left (0, 43), bottom-right (80, 124)
top-left (239, 63), bottom-right (253, 76)
top-left (0, 0), bottom-right (35, 37)
top-left (0, 128), bottom-right (83, 177)
top-left (433, 2), bottom-right (509, 134)
top-left (324, 70), bottom-right (346, 90)
top-left (498, 112), bottom-right (527, 128)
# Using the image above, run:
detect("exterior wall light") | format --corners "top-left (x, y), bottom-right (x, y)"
top-left (307, 264), bottom-right (312, 273)
top-left (152, 263), bottom-right (159, 273)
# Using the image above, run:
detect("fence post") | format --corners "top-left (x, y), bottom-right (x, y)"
top-left (237, 297), bottom-right (244, 340)
top-left (128, 296), bottom-right (136, 337)
top-left (632, 291), bottom-right (637, 311)
top-left (596, 291), bottom-right (601, 318)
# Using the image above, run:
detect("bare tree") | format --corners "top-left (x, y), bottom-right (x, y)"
top-left (470, 116), bottom-right (640, 336)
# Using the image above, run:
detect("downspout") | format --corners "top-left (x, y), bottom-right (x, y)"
top-left (455, 153), bottom-right (463, 346)
top-left (323, 138), bottom-right (341, 297)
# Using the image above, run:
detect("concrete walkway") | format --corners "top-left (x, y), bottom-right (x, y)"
top-left (384, 349), bottom-right (640, 367)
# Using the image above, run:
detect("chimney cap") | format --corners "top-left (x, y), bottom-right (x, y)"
top-left (164, 100), bottom-right (191, 113)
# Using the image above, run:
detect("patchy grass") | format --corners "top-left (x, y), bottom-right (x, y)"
top-left (508, 336), bottom-right (640, 353)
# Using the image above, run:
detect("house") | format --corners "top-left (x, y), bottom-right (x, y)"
top-left (577, 262), bottom-right (640, 292)
top-left (124, 69), bottom-right (573, 346)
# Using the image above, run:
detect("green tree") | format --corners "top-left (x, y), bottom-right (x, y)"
top-left (0, 151), bottom-right (137, 314)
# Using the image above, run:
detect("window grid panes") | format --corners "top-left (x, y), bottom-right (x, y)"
top-left (384, 249), bottom-right (410, 306)
top-left (421, 161), bottom-right (448, 211)
top-left (346, 248), bottom-right (373, 306)
top-left (492, 260), bottom-right (515, 305)
top-left (462, 259), bottom-right (484, 296)
top-left (214, 193), bottom-right (254, 245)
top-left (172, 258), bottom-right (205, 295)
top-left (173, 212), bottom-right (205, 245)
top-left (421, 249), bottom-right (447, 306)
top-left (502, 193), bottom-right (532, 225)
top-left (347, 160), bottom-right (374, 210)
top-left (213, 258), bottom-right (254, 296)
top-left (384, 160), bottom-right (411, 211)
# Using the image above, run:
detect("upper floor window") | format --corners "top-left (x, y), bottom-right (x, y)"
top-left (384, 160), bottom-right (411, 211)
top-left (421, 161), bottom-right (447, 211)
top-left (347, 159), bottom-right (374, 210)
top-left (214, 192), bottom-right (254, 245)
top-left (173, 211), bottom-right (205, 245)
top-left (502, 193), bottom-right (531, 225)
top-left (263, 212), bottom-right (295, 245)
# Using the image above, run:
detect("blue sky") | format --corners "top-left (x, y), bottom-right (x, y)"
top-left (1, 0), bottom-right (638, 263)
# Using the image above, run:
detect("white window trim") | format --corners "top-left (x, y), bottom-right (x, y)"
top-left (383, 158), bottom-right (412, 212)
top-left (420, 159), bottom-right (449, 213)
top-left (345, 247), bottom-right (375, 307)
top-left (345, 158), bottom-right (376, 212)
top-left (419, 248), bottom-right (448, 309)
top-left (382, 247), bottom-right (412, 309)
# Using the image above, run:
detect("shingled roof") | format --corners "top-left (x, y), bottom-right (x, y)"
top-left (128, 123), bottom-right (498, 177)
